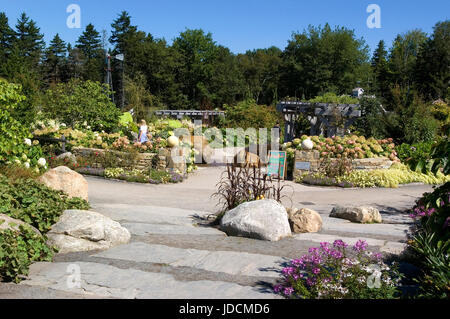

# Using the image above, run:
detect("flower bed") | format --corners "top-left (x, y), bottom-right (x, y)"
top-left (297, 163), bottom-right (450, 188)
top-left (284, 135), bottom-right (400, 161)
top-left (274, 240), bottom-right (402, 299)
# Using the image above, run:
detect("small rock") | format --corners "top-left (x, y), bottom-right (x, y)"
top-left (56, 152), bottom-right (77, 164)
top-left (330, 206), bottom-right (382, 224)
top-left (47, 210), bottom-right (130, 253)
top-left (38, 166), bottom-right (88, 201)
top-left (0, 214), bottom-right (41, 236)
top-left (288, 208), bottom-right (323, 233)
top-left (220, 199), bottom-right (291, 241)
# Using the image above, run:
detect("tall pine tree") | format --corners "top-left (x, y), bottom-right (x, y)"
top-left (12, 12), bottom-right (45, 70)
top-left (371, 40), bottom-right (390, 99)
top-left (76, 23), bottom-right (104, 82)
top-left (0, 12), bottom-right (14, 74)
top-left (43, 33), bottom-right (67, 84)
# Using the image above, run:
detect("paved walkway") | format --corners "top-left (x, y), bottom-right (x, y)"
top-left (2, 166), bottom-right (432, 299)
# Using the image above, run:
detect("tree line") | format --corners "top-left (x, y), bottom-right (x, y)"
top-left (0, 11), bottom-right (448, 116)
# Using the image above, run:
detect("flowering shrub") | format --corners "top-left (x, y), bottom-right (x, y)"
top-left (274, 240), bottom-right (401, 299)
top-left (408, 182), bottom-right (450, 298)
top-left (284, 135), bottom-right (400, 161)
top-left (0, 79), bottom-right (44, 169)
top-left (103, 167), bottom-right (184, 184)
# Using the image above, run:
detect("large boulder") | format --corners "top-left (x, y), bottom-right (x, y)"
top-left (233, 149), bottom-right (261, 168)
top-left (330, 206), bottom-right (382, 224)
top-left (38, 166), bottom-right (88, 201)
top-left (47, 210), bottom-right (131, 253)
top-left (0, 214), bottom-right (41, 236)
top-left (287, 208), bottom-right (322, 233)
top-left (220, 199), bottom-right (291, 241)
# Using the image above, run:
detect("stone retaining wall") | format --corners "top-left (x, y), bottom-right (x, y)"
top-left (72, 147), bottom-right (168, 171)
top-left (293, 150), bottom-right (393, 179)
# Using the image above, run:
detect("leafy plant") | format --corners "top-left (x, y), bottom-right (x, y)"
top-left (0, 175), bottom-right (89, 233)
top-left (42, 79), bottom-right (122, 133)
top-left (319, 157), bottom-right (353, 178)
top-left (0, 225), bottom-right (56, 283)
top-left (407, 182), bottom-right (450, 298)
top-left (0, 79), bottom-right (43, 166)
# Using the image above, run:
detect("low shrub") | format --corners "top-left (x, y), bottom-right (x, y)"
top-left (319, 157), bottom-right (353, 178)
top-left (407, 182), bottom-right (450, 298)
top-left (296, 164), bottom-right (449, 188)
top-left (0, 175), bottom-right (90, 233)
top-left (0, 225), bottom-right (56, 283)
top-left (274, 240), bottom-right (402, 299)
top-left (103, 167), bottom-right (184, 184)
top-left (336, 164), bottom-right (449, 188)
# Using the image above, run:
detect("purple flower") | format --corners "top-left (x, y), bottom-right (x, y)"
top-left (282, 267), bottom-right (295, 276)
top-left (333, 239), bottom-right (348, 248)
top-left (273, 284), bottom-right (283, 293)
top-left (353, 240), bottom-right (368, 252)
top-left (373, 252), bottom-right (383, 260)
top-left (283, 287), bottom-right (294, 296)
top-left (312, 267), bottom-right (321, 275)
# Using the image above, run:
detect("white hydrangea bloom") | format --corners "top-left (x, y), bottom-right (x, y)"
top-left (24, 138), bottom-right (32, 146)
top-left (24, 162), bottom-right (30, 169)
top-left (38, 158), bottom-right (47, 167)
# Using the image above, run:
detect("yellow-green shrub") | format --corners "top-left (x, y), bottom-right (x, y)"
top-left (337, 164), bottom-right (450, 188)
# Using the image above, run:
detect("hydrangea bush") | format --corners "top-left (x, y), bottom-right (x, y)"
top-left (283, 135), bottom-right (400, 161)
top-left (274, 240), bottom-right (402, 299)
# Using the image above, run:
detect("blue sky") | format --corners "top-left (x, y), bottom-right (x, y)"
top-left (1, 0), bottom-right (449, 55)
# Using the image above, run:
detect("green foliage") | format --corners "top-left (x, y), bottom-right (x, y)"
top-left (308, 92), bottom-right (359, 104)
top-left (42, 79), bottom-right (121, 133)
top-left (415, 21), bottom-right (450, 100)
top-left (237, 47), bottom-right (282, 105)
top-left (410, 232), bottom-right (450, 299)
top-left (336, 164), bottom-right (449, 188)
top-left (0, 225), bottom-right (56, 283)
top-left (103, 167), bottom-right (184, 184)
top-left (221, 99), bottom-right (281, 129)
top-left (0, 79), bottom-right (43, 166)
top-left (0, 175), bottom-right (90, 233)
top-left (408, 182), bottom-right (450, 298)
top-left (354, 97), bottom-right (388, 138)
top-left (280, 24), bottom-right (370, 99)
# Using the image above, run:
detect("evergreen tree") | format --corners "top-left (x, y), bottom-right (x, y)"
top-left (43, 33), bottom-right (67, 84)
top-left (65, 43), bottom-right (85, 81)
top-left (371, 40), bottom-right (390, 99)
top-left (76, 23), bottom-right (104, 82)
top-left (388, 30), bottom-right (427, 92)
top-left (415, 20), bottom-right (450, 100)
top-left (110, 11), bottom-right (138, 55)
top-left (12, 12), bottom-right (45, 69)
top-left (0, 12), bottom-right (14, 70)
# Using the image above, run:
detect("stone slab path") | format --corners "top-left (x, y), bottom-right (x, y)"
top-left (3, 166), bottom-right (433, 299)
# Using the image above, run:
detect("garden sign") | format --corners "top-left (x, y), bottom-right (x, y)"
top-left (267, 151), bottom-right (287, 180)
